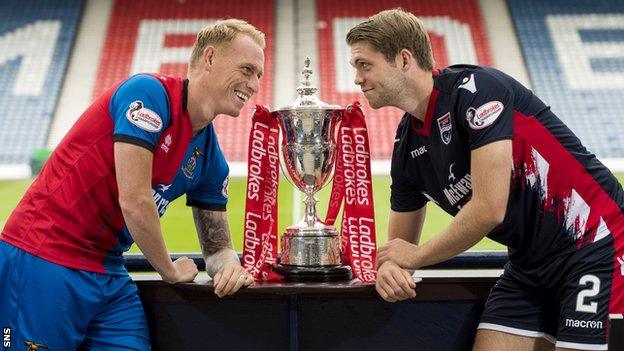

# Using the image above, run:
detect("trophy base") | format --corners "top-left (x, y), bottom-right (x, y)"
top-left (274, 264), bottom-right (352, 282)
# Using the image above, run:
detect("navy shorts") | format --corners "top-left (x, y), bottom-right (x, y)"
top-left (0, 241), bottom-right (150, 350)
top-left (479, 235), bottom-right (620, 350)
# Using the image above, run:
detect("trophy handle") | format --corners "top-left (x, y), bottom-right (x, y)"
top-left (325, 109), bottom-right (344, 186)
top-left (276, 124), bottom-right (298, 190)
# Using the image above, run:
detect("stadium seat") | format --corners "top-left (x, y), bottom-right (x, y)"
top-left (316, 0), bottom-right (493, 160)
top-left (0, 0), bottom-right (83, 167)
top-left (508, 0), bottom-right (624, 158)
top-left (93, 0), bottom-right (275, 163)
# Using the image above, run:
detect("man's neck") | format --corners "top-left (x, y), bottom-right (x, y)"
top-left (404, 71), bottom-right (434, 122)
top-left (187, 77), bottom-right (216, 134)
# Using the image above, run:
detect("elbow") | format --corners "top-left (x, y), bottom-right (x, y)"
top-left (118, 196), bottom-right (136, 216)
top-left (473, 198), bottom-right (506, 228)
top-left (491, 208), bottom-right (506, 227)
top-left (484, 203), bottom-right (506, 227)
top-left (118, 193), bottom-right (153, 219)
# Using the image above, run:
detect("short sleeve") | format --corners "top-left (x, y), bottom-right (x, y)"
top-left (390, 169), bottom-right (428, 212)
top-left (455, 71), bottom-right (514, 150)
top-left (186, 173), bottom-right (229, 211)
top-left (389, 121), bottom-right (428, 212)
top-left (110, 74), bottom-right (171, 151)
top-left (186, 127), bottom-right (229, 211)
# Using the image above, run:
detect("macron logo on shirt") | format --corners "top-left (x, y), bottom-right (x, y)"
top-left (410, 146), bottom-right (427, 158)
top-left (459, 73), bottom-right (477, 94)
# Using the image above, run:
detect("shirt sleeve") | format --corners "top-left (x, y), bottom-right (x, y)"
top-left (110, 74), bottom-right (171, 151)
top-left (186, 127), bottom-right (229, 211)
top-left (390, 175), bottom-right (428, 212)
top-left (455, 71), bottom-right (514, 150)
top-left (389, 119), bottom-right (428, 212)
top-left (186, 172), bottom-right (229, 211)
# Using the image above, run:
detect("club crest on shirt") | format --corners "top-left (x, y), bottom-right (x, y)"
top-left (126, 100), bottom-right (163, 132)
top-left (182, 146), bottom-right (204, 179)
top-left (437, 113), bottom-right (452, 145)
top-left (466, 101), bottom-right (503, 130)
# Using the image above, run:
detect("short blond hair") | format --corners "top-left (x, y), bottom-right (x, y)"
top-left (189, 19), bottom-right (265, 72)
top-left (346, 8), bottom-right (434, 71)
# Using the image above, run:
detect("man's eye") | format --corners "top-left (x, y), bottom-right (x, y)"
top-left (243, 67), bottom-right (253, 75)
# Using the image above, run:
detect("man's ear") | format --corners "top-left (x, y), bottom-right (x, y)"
top-left (202, 45), bottom-right (216, 72)
top-left (398, 48), bottom-right (413, 72)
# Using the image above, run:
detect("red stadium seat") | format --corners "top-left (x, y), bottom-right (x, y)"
top-left (316, 0), bottom-right (493, 160)
top-left (94, 0), bottom-right (274, 163)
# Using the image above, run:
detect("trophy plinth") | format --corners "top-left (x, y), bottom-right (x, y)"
top-left (271, 57), bottom-right (352, 282)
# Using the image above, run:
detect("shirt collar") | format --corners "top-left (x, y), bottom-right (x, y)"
top-left (410, 69), bottom-right (440, 136)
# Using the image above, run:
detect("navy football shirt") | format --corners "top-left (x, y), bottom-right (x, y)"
top-left (391, 65), bottom-right (624, 266)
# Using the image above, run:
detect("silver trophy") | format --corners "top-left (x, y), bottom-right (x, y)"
top-left (272, 57), bottom-right (351, 281)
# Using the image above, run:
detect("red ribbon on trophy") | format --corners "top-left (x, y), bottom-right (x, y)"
top-left (242, 102), bottom-right (377, 283)
top-left (241, 106), bottom-right (282, 281)
top-left (325, 102), bottom-right (377, 283)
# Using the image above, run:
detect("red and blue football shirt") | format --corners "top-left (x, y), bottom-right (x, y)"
top-left (1, 74), bottom-right (229, 275)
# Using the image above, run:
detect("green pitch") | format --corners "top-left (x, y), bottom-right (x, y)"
top-left (1, 174), bottom-right (623, 253)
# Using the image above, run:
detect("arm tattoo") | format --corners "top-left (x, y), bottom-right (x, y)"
top-left (192, 207), bottom-right (233, 258)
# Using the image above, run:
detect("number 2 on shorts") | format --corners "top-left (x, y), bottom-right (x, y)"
top-left (576, 274), bottom-right (600, 314)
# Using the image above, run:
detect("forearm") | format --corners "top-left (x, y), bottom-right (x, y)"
top-left (122, 196), bottom-right (175, 279)
top-left (389, 227), bottom-right (421, 243)
top-left (388, 208), bottom-right (426, 244)
top-left (412, 200), bottom-right (500, 269)
top-left (192, 208), bottom-right (239, 278)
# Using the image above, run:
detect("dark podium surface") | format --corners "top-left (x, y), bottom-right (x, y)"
top-left (132, 252), bottom-right (622, 350)
top-left (136, 275), bottom-right (497, 351)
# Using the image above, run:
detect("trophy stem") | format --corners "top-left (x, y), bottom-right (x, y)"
top-left (303, 187), bottom-right (318, 227)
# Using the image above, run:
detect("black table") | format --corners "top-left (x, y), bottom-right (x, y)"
top-left (136, 275), bottom-right (497, 351)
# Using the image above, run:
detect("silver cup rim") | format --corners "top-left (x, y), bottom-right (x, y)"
top-left (272, 105), bottom-right (343, 113)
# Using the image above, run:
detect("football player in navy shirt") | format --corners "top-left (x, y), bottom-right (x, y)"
top-left (347, 9), bottom-right (623, 350)
top-left (0, 19), bottom-right (264, 350)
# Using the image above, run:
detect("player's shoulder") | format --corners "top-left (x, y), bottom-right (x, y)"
top-left (395, 112), bottom-right (413, 137)
top-left (437, 65), bottom-right (513, 96)
top-left (112, 74), bottom-right (171, 119)
top-left (115, 73), bottom-right (167, 98)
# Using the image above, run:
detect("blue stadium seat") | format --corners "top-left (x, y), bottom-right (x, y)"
top-left (508, 0), bottom-right (624, 158)
top-left (0, 0), bottom-right (83, 166)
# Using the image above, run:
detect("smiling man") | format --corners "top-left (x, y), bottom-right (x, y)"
top-left (0, 19), bottom-right (264, 350)
top-left (347, 9), bottom-right (624, 351)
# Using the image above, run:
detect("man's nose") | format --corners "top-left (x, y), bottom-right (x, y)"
top-left (248, 75), bottom-right (259, 94)
top-left (354, 71), bottom-right (364, 86)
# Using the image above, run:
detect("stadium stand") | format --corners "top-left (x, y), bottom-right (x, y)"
top-left (0, 0), bottom-right (83, 177)
top-left (316, 0), bottom-right (493, 160)
top-left (92, 0), bottom-right (274, 163)
top-left (508, 0), bottom-right (624, 159)
top-left (2, 0), bottom-right (624, 176)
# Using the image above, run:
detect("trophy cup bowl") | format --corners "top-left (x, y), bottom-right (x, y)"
top-left (271, 57), bottom-right (352, 282)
